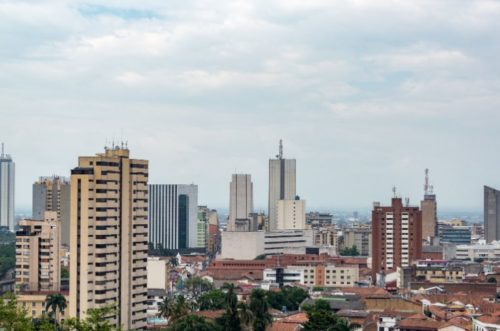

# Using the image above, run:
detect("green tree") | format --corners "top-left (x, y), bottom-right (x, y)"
top-left (340, 245), bottom-right (360, 256)
top-left (167, 315), bottom-right (219, 331)
top-left (0, 293), bottom-right (33, 331)
top-left (64, 304), bottom-right (120, 331)
top-left (170, 295), bottom-right (191, 322)
top-left (61, 266), bottom-right (69, 279)
top-left (328, 318), bottom-right (360, 331)
top-left (185, 276), bottom-right (213, 300)
top-left (198, 290), bottom-right (226, 310)
top-left (267, 286), bottom-right (309, 311)
top-left (33, 315), bottom-right (55, 331)
top-left (45, 293), bottom-right (67, 321)
top-left (237, 303), bottom-right (253, 331)
top-left (249, 289), bottom-right (272, 331)
top-left (158, 296), bottom-right (174, 321)
top-left (218, 283), bottom-right (241, 331)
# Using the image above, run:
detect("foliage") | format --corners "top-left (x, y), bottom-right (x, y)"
top-left (169, 295), bottom-right (191, 322)
top-left (61, 266), bottom-right (70, 279)
top-left (302, 300), bottom-right (358, 331)
top-left (249, 289), bottom-right (272, 331)
top-left (237, 303), bottom-right (253, 331)
top-left (166, 315), bottom-right (220, 331)
top-left (64, 304), bottom-right (121, 331)
top-left (45, 293), bottom-right (67, 319)
top-left (254, 254), bottom-right (268, 260)
top-left (159, 296), bottom-right (174, 321)
top-left (185, 276), bottom-right (213, 300)
top-left (217, 283), bottom-right (241, 331)
top-left (312, 286), bottom-right (324, 292)
top-left (339, 245), bottom-right (360, 256)
top-left (33, 315), bottom-right (55, 331)
top-left (267, 286), bottom-right (309, 311)
top-left (0, 231), bottom-right (15, 279)
top-left (0, 293), bottom-right (33, 331)
top-left (198, 290), bottom-right (226, 310)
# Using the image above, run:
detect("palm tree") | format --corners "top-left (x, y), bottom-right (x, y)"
top-left (158, 296), bottom-right (174, 321)
top-left (170, 295), bottom-right (191, 323)
top-left (249, 289), bottom-right (272, 331)
top-left (237, 303), bottom-right (253, 331)
top-left (45, 293), bottom-right (66, 323)
top-left (221, 283), bottom-right (241, 331)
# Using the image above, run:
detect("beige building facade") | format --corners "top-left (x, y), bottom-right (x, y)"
top-left (276, 199), bottom-right (306, 230)
top-left (69, 146), bottom-right (148, 330)
top-left (16, 211), bottom-right (60, 292)
top-left (17, 293), bottom-right (70, 320)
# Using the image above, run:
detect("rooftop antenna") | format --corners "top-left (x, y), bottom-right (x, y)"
top-left (405, 197), bottom-right (410, 207)
top-left (424, 168), bottom-right (429, 196)
top-left (392, 186), bottom-right (397, 198)
top-left (1, 142), bottom-right (4, 157)
top-left (277, 139), bottom-right (283, 159)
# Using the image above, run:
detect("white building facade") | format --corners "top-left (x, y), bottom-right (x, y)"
top-left (0, 144), bottom-right (15, 231)
top-left (276, 199), bottom-right (306, 230)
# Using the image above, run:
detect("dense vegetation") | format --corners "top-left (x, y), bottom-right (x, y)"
top-left (266, 286), bottom-right (309, 311)
top-left (0, 231), bottom-right (15, 279)
top-left (339, 245), bottom-right (360, 256)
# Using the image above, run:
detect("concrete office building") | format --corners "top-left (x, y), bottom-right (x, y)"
top-left (16, 211), bottom-right (60, 292)
top-left (344, 224), bottom-right (372, 257)
top-left (228, 174), bottom-right (253, 231)
top-left (0, 143), bottom-right (15, 231)
top-left (276, 198), bottom-right (306, 230)
top-left (371, 197), bottom-right (422, 283)
top-left (268, 140), bottom-right (296, 231)
top-left (149, 184), bottom-right (199, 250)
top-left (69, 146), bottom-right (148, 330)
top-left (220, 229), bottom-right (314, 260)
top-left (421, 169), bottom-right (437, 240)
top-left (484, 186), bottom-right (500, 243)
top-left (33, 176), bottom-right (71, 246)
top-left (306, 212), bottom-right (333, 229)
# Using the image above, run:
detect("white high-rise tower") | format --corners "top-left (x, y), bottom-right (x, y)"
top-left (268, 140), bottom-right (296, 231)
top-left (0, 143), bottom-right (15, 231)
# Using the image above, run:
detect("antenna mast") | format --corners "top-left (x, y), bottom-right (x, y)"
top-left (1, 143), bottom-right (4, 157)
top-left (424, 168), bottom-right (429, 196)
top-left (278, 139), bottom-right (283, 159)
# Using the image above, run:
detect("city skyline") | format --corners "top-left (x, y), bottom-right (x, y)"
top-left (2, 1), bottom-right (500, 212)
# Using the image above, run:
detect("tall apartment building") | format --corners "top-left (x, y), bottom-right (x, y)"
top-left (69, 146), bottom-right (148, 330)
top-left (148, 184), bottom-right (199, 250)
top-left (372, 197), bottom-right (422, 283)
top-left (306, 212), bottom-right (333, 229)
top-left (343, 224), bottom-right (372, 257)
top-left (33, 176), bottom-right (71, 246)
top-left (0, 143), bottom-right (15, 231)
top-left (276, 198), bottom-right (306, 230)
top-left (16, 211), bottom-right (60, 292)
top-left (314, 225), bottom-right (337, 249)
top-left (268, 140), bottom-right (296, 230)
top-left (207, 210), bottom-right (221, 256)
top-left (484, 186), bottom-right (500, 243)
top-left (228, 174), bottom-right (253, 231)
top-left (421, 169), bottom-right (437, 240)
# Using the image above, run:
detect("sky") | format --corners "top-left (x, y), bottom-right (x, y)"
top-left (1, 0), bottom-right (500, 212)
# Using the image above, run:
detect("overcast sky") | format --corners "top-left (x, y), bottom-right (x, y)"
top-left (1, 0), bottom-right (499, 212)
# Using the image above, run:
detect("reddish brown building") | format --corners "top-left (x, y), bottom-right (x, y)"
top-left (372, 198), bottom-right (422, 284)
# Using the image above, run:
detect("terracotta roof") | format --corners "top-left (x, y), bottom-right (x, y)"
top-left (476, 313), bottom-right (500, 325)
top-left (397, 315), bottom-right (445, 330)
top-left (193, 309), bottom-right (225, 320)
top-left (266, 322), bottom-right (301, 331)
top-left (281, 312), bottom-right (308, 324)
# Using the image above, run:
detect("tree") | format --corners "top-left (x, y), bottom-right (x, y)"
top-left (0, 293), bottom-right (33, 331)
top-left (167, 315), bottom-right (219, 331)
top-left (267, 286), bottom-right (309, 311)
top-left (237, 303), bottom-right (253, 331)
top-left (185, 276), bottom-right (213, 300)
top-left (218, 283), bottom-right (241, 331)
top-left (198, 290), bottom-right (226, 310)
top-left (33, 315), bottom-right (55, 331)
top-left (64, 304), bottom-right (120, 331)
top-left (328, 318), bottom-right (360, 331)
top-left (158, 296), bottom-right (174, 321)
top-left (302, 300), bottom-right (338, 331)
top-left (61, 266), bottom-right (70, 279)
top-left (340, 245), bottom-right (360, 256)
top-left (249, 289), bottom-right (272, 331)
top-left (45, 293), bottom-right (67, 321)
top-left (170, 295), bottom-right (191, 322)
top-left (169, 256), bottom-right (178, 268)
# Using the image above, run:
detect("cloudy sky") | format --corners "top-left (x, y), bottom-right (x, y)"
top-left (1, 0), bottom-right (499, 212)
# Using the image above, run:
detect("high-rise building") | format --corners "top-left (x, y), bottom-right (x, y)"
top-left (33, 176), bottom-right (71, 246)
top-left (484, 186), bottom-right (500, 243)
top-left (16, 211), bottom-right (60, 292)
top-left (268, 140), bottom-right (296, 231)
top-left (343, 223), bottom-right (372, 257)
top-left (421, 169), bottom-right (437, 240)
top-left (148, 184), bottom-right (199, 250)
top-left (0, 143), bottom-right (15, 231)
top-left (276, 198), bottom-right (306, 230)
top-left (69, 146), bottom-right (148, 329)
top-left (306, 212), bottom-right (333, 229)
top-left (371, 197), bottom-right (422, 283)
top-left (207, 209), bottom-right (220, 256)
top-left (228, 174), bottom-right (253, 231)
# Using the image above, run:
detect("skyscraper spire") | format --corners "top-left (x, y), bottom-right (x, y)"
top-left (1, 142), bottom-right (4, 157)
top-left (278, 139), bottom-right (283, 159)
